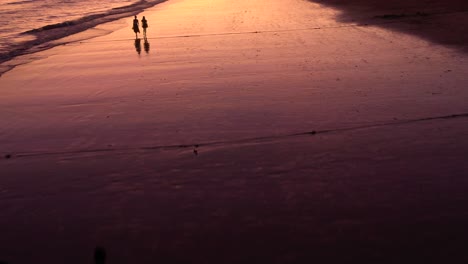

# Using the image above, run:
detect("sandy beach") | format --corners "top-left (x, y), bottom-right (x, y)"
top-left (1, 0), bottom-right (468, 263)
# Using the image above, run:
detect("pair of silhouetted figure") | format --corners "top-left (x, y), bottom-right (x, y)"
top-left (134, 38), bottom-right (150, 55)
top-left (132, 15), bottom-right (149, 39)
top-left (132, 15), bottom-right (150, 55)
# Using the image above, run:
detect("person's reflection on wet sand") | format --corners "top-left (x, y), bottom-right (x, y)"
top-left (144, 38), bottom-right (150, 54)
top-left (134, 38), bottom-right (141, 55)
top-left (94, 247), bottom-right (106, 264)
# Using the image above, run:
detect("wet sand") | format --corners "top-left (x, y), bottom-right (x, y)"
top-left (1, 0), bottom-right (468, 263)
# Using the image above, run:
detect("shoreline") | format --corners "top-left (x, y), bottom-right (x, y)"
top-left (3, 0), bottom-right (468, 77)
top-left (0, 0), bottom-right (167, 77)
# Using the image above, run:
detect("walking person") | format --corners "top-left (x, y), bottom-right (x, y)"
top-left (132, 15), bottom-right (140, 39)
top-left (141, 16), bottom-right (149, 39)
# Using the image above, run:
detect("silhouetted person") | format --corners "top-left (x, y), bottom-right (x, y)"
top-left (135, 38), bottom-right (142, 54)
top-left (141, 16), bottom-right (149, 39)
top-left (94, 247), bottom-right (106, 264)
top-left (132, 15), bottom-right (140, 39)
top-left (144, 38), bottom-right (150, 54)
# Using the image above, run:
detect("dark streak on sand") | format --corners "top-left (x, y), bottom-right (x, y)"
top-left (4, 112), bottom-right (468, 160)
top-left (310, 0), bottom-right (468, 52)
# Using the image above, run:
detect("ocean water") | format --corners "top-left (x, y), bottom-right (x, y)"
top-left (0, 0), bottom-right (162, 63)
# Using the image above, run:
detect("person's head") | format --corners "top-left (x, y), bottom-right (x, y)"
top-left (134, 15), bottom-right (137, 19)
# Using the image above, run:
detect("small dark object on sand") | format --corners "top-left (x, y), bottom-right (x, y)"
top-left (375, 12), bottom-right (429, 20)
top-left (309, 131), bottom-right (317, 135)
top-left (193, 149), bottom-right (198, 155)
top-left (376, 13), bottom-right (407, 19)
top-left (4, 154), bottom-right (11, 159)
top-left (94, 247), bottom-right (106, 264)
